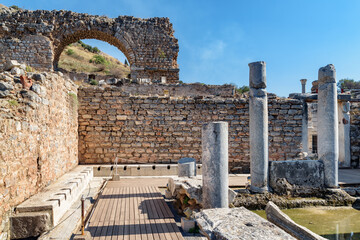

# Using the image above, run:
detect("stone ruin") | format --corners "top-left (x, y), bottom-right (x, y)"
top-left (1, 5), bottom-right (360, 240)
top-left (0, 8), bottom-right (179, 82)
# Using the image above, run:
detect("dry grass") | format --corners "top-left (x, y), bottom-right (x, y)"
top-left (58, 43), bottom-right (130, 78)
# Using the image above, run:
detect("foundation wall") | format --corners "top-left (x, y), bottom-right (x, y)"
top-left (0, 72), bottom-right (78, 237)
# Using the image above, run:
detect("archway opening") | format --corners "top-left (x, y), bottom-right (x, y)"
top-left (54, 30), bottom-right (132, 83)
top-left (58, 39), bottom-right (130, 80)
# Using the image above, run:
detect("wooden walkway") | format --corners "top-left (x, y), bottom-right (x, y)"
top-left (87, 183), bottom-right (184, 240)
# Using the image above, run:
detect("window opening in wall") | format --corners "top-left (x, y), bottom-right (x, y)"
top-left (312, 135), bottom-right (318, 154)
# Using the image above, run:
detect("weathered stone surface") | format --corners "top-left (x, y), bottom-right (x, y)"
top-left (318, 64), bottom-right (338, 188)
top-left (249, 61), bottom-right (269, 192)
top-left (195, 207), bottom-right (295, 240)
top-left (10, 212), bottom-right (51, 239)
top-left (4, 60), bottom-right (20, 71)
top-left (0, 90), bottom-right (9, 97)
top-left (248, 61), bottom-right (266, 89)
top-left (32, 73), bottom-right (46, 83)
top-left (269, 160), bottom-right (325, 195)
top-left (266, 201), bottom-right (326, 240)
top-left (0, 81), bottom-right (13, 91)
top-left (20, 90), bottom-right (41, 103)
top-left (0, 10), bottom-right (179, 82)
top-left (178, 158), bottom-right (196, 177)
top-left (10, 67), bottom-right (23, 76)
top-left (202, 122), bottom-right (229, 209)
top-left (0, 72), bottom-right (78, 236)
top-left (78, 86), bottom-right (304, 168)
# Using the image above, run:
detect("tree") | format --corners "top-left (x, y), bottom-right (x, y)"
top-left (124, 59), bottom-right (128, 66)
top-left (337, 78), bottom-right (360, 91)
top-left (236, 85), bottom-right (250, 94)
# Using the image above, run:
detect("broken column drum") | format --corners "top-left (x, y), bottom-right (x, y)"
top-left (248, 61), bottom-right (269, 192)
top-left (318, 64), bottom-right (339, 188)
top-left (202, 122), bottom-right (229, 209)
top-left (178, 157), bottom-right (196, 177)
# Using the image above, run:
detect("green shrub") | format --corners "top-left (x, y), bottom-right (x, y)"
top-left (10, 5), bottom-right (20, 10)
top-left (92, 47), bottom-right (100, 54)
top-left (66, 49), bottom-right (75, 56)
top-left (188, 226), bottom-right (200, 234)
top-left (90, 79), bottom-right (98, 85)
top-left (158, 48), bottom-right (166, 58)
top-left (90, 55), bottom-right (108, 65)
top-left (8, 99), bottom-right (19, 107)
top-left (183, 196), bottom-right (190, 205)
top-left (25, 65), bottom-right (34, 72)
top-left (236, 85), bottom-right (250, 94)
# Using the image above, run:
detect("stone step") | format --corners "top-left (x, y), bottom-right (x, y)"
top-left (10, 166), bottom-right (93, 239)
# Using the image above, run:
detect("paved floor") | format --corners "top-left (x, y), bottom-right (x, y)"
top-left (87, 183), bottom-right (184, 240)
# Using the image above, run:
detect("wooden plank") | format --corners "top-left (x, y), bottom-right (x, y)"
top-left (143, 187), bottom-right (155, 220)
top-left (125, 187), bottom-right (131, 221)
top-left (137, 187), bottom-right (146, 220)
top-left (93, 188), bottom-right (113, 240)
top-left (98, 187), bottom-right (117, 240)
top-left (149, 219), bottom-right (162, 240)
top-left (151, 186), bottom-right (174, 218)
top-left (123, 220), bottom-right (130, 240)
top-left (134, 219), bottom-right (142, 240)
top-left (139, 219), bottom-right (149, 240)
top-left (105, 187), bottom-right (120, 240)
top-left (89, 182), bottom-right (185, 240)
top-left (112, 187), bottom-right (124, 240)
top-left (142, 219), bottom-right (155, 240)
top-left (144, 186), bottom-right (160, 219)
top-left (133, 187), bottom-right (141, 220)
top-left (129, 219), bottom-right (136, 240)
top-left (157, 218), bottom-right (176, 240)
top-left (147, 187), bottom-right (165, 219)
top-left (88, 188), bottom-right (109, 238)
top-left (165, 219), bottom-right (184, 240)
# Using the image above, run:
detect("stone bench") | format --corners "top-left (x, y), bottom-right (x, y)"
top-left (10, 166), bottom-right (93, 239)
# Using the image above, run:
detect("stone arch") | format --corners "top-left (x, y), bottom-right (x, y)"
top-left (53, 30), bottom-right (134, 70)
top-left (0, 10), bottom-right (180, 83)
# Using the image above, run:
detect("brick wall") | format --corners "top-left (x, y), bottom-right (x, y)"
top-left (78, 87), bottom-right (303, 172)
top-left (0, 72), bottom-right (78, 236)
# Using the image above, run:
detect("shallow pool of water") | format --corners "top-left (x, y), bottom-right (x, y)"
top-left (253, 207), bottom-right (360, 240)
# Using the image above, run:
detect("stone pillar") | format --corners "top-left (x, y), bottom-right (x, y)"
top-left (301, 101), bottom-right (309, 153)
top-left (248, 61), bottom-right (269, 192)
top-left (318, 64), bottom-right (339, 188)
top-left (300, 79), bottom-right (307, 94)
top-left (338, 101), bottom-right (351, 168)
top-left (202, 122), bottom-right (228, 209)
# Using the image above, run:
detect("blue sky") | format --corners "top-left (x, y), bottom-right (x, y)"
top-left (3, 0), bottom-right (360, 97)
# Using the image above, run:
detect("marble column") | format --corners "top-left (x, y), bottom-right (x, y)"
top-left (318, 64), bottom-right (338, 188)
top-left (248, 61), bottom-right (269, 192)
top-left (338, 101), bottom-right (351, 168)
top-left (300, 79), bottom-right (307, 94)
top-left (202, 122), bottom-right (229, 209)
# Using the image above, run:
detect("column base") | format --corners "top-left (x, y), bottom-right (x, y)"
top-left (250, 185), bottom-right (269, 193)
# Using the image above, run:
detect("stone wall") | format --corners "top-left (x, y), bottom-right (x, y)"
top-left (0, 7), bottom-right (179, 82)
top-left (78, 87), bottom-right (303, 172)
top-left (350, 101), bottom-right (360, 167)
top-left (0, 71), bottom-right (78, 237)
